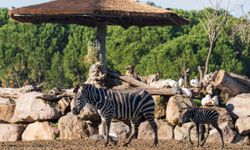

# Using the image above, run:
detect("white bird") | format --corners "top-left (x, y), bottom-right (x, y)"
top-left (168, 79), bottom-right (179, 88)
top-left (180, 87), bottom-right (192, 97)
top-left (201, 94), bottom-right (212, 106)
top-left (189, 77), bottom-right (201, 88)
top-left (149, 80), bottom-right (169, 88)
top-left (149, 79), bottom-right (178, 89)
top-left (212, 95), bottom-right (219, 106)
top-left (178, 76), bottom-right (185, 88)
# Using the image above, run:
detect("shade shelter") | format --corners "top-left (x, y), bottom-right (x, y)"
top-left (9, 0), bottom-right (189, 67)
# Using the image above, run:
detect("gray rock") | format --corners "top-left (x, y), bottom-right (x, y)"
top-left (153, 96), bottom-right (167, 119)
top-left (58, 113), bottom-right (90, 140)
top-left (78, 104), bottom-right (101, 124)
top-left (235, 117), bottom-right (250, 135)
top-left (0, 103), bottom-right (15, 123)
top-left (11, 92), bottom-right (61, 123)
top-left (22, 121), bottom-right (58, 141)
top-left (138, 120), bottom-right (173, 140)
top-left (0, 123), bottom-right (25, 142)
top-left (166, 94), bottom-right (196, 126)
top-left (226, 93), bottom-right (250, 119)
top-left (99, 121), bottom-right (130, 140)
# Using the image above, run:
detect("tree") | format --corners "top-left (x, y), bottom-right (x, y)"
top-left (200, 1), bottom-right (229, 78)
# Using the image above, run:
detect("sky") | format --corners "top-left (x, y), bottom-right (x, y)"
top-left (0, 0), bottom-right (249, 16)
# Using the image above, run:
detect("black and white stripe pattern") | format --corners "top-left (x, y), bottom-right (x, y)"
top-left (72, 84), bottom-right (158, 146)
top-left (178, 107), bottom-right (224, 148)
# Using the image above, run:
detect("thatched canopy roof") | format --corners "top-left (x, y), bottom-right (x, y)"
top-left (9, 0), bottom-right (189, 28)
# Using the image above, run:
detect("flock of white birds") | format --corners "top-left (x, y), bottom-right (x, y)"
top-left (149, 75), bottom-right (219, 107)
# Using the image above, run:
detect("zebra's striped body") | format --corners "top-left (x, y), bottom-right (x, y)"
top-left (178, 107), bottom-right (224, 148)
top-left (72, 84), bottom-right (158, 146)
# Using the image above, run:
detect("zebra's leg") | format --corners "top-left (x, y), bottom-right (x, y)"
top-left (201, 124), bottom-right (210, 147)
top-left (102, 119), bottom-right (108, 146)
top-left (143, 114), bottom-right (158, 146)
top-left (195, 123), bottom-right (200, 147)
top-left (123, 120), bottom-right (137, 146)
top-left (212, 123), bottom-right (224, 148)
top-left (188, 124), bottom-right (195, 145)
top-left (104, 119), bottom-right (111, 147)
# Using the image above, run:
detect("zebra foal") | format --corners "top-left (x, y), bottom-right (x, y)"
top-left (71, 84), bottom-right (158, 146)
top-left (178, 107), bottom-right (224, 148)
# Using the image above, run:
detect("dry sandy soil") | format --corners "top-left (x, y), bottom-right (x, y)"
top-left (0, 139), bottom-right (249, 150)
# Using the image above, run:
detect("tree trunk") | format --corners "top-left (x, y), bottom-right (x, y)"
top-left (213, 70), bottom-right (250, 96)
top-left (204, 40), bottom-right (214, 76)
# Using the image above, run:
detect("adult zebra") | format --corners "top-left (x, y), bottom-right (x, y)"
top-left (71, 84), bottom-right (158, 146)
top-left (178, 107), bottom-right (224, 148)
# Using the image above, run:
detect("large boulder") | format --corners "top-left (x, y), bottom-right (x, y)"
top-left (153, 96), bottom-right (167, 119)
top-left (0, 104), bottom-right (15, 123)
top-left (138, 120), bottom-right (173, 140)
top-left (226, 93), bottom-right (250, 119)
top-left (58, 113), bottom-right (91, 140)
top-left (174, 122), bottom-right (196, 141)
top-left (0, 124), bottom-right (25, 142)
top-left (0, 97), bottom-right (13, 104)
top-left (0, 97), bottom-right (15, 123)
top-left (235, 117), bottom-right (250, 135)
top-left (22, 121), bottom-right (58, 141)
top-left (78, 104), bottom-right (101, 124)
top-left (11, 92), bottom-right (62, 123)
top-left (99, 120), bottom-right (130, 140)
top-left (166, 95), bottom-right (196, 126)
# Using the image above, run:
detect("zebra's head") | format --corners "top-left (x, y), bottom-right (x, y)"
top-left (71, 84), bottom-right (92, 115)
top-left (178, 108), bottom-right (192, 127)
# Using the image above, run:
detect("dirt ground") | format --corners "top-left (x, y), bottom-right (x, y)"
top-left (0, 139), bottom-right (250, 150)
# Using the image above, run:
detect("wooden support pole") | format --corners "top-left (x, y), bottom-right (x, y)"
top-left (97, 24), bottom-right (107, 68)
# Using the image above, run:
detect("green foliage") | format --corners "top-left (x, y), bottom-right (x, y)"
top-left (193, 99), bottom-right (202, 107)
top-left (0, 8), bottom-right (249, 89)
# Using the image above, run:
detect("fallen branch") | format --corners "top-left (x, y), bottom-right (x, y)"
top-left (37, 93), bottom-right (73, 101)
top-left (107, 71), bottom-right (151, 88)
top-left (114, 87), bottom-right (176, 96)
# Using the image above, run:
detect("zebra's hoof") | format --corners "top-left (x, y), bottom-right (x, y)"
top-left (123, 143), bottom-right (128, 147)
top-left (112, 141), bottom-right (117, 146)
top-left (151, 143), bottom-right (158, 148)
top-left (104, 142), bottom-right (109, 147)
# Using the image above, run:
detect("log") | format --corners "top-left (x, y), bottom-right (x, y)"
top-left (213, 70), bottom-right (250, 96)
top-left (108, 71), bottom-right (177, 96)
top-left (36, 93), bottom-right (73, 101)
top-left (107, 71), bottom-right (151, 88)
top-left (0, 88), bottom-right (20, 99)
top-left (114, 87), bottom-right (176, 96)
top-left (138, 87), bottom-right (176, 96)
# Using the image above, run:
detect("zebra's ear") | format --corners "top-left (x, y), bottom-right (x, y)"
top-left (73, 84), bottom-right (80, 93)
